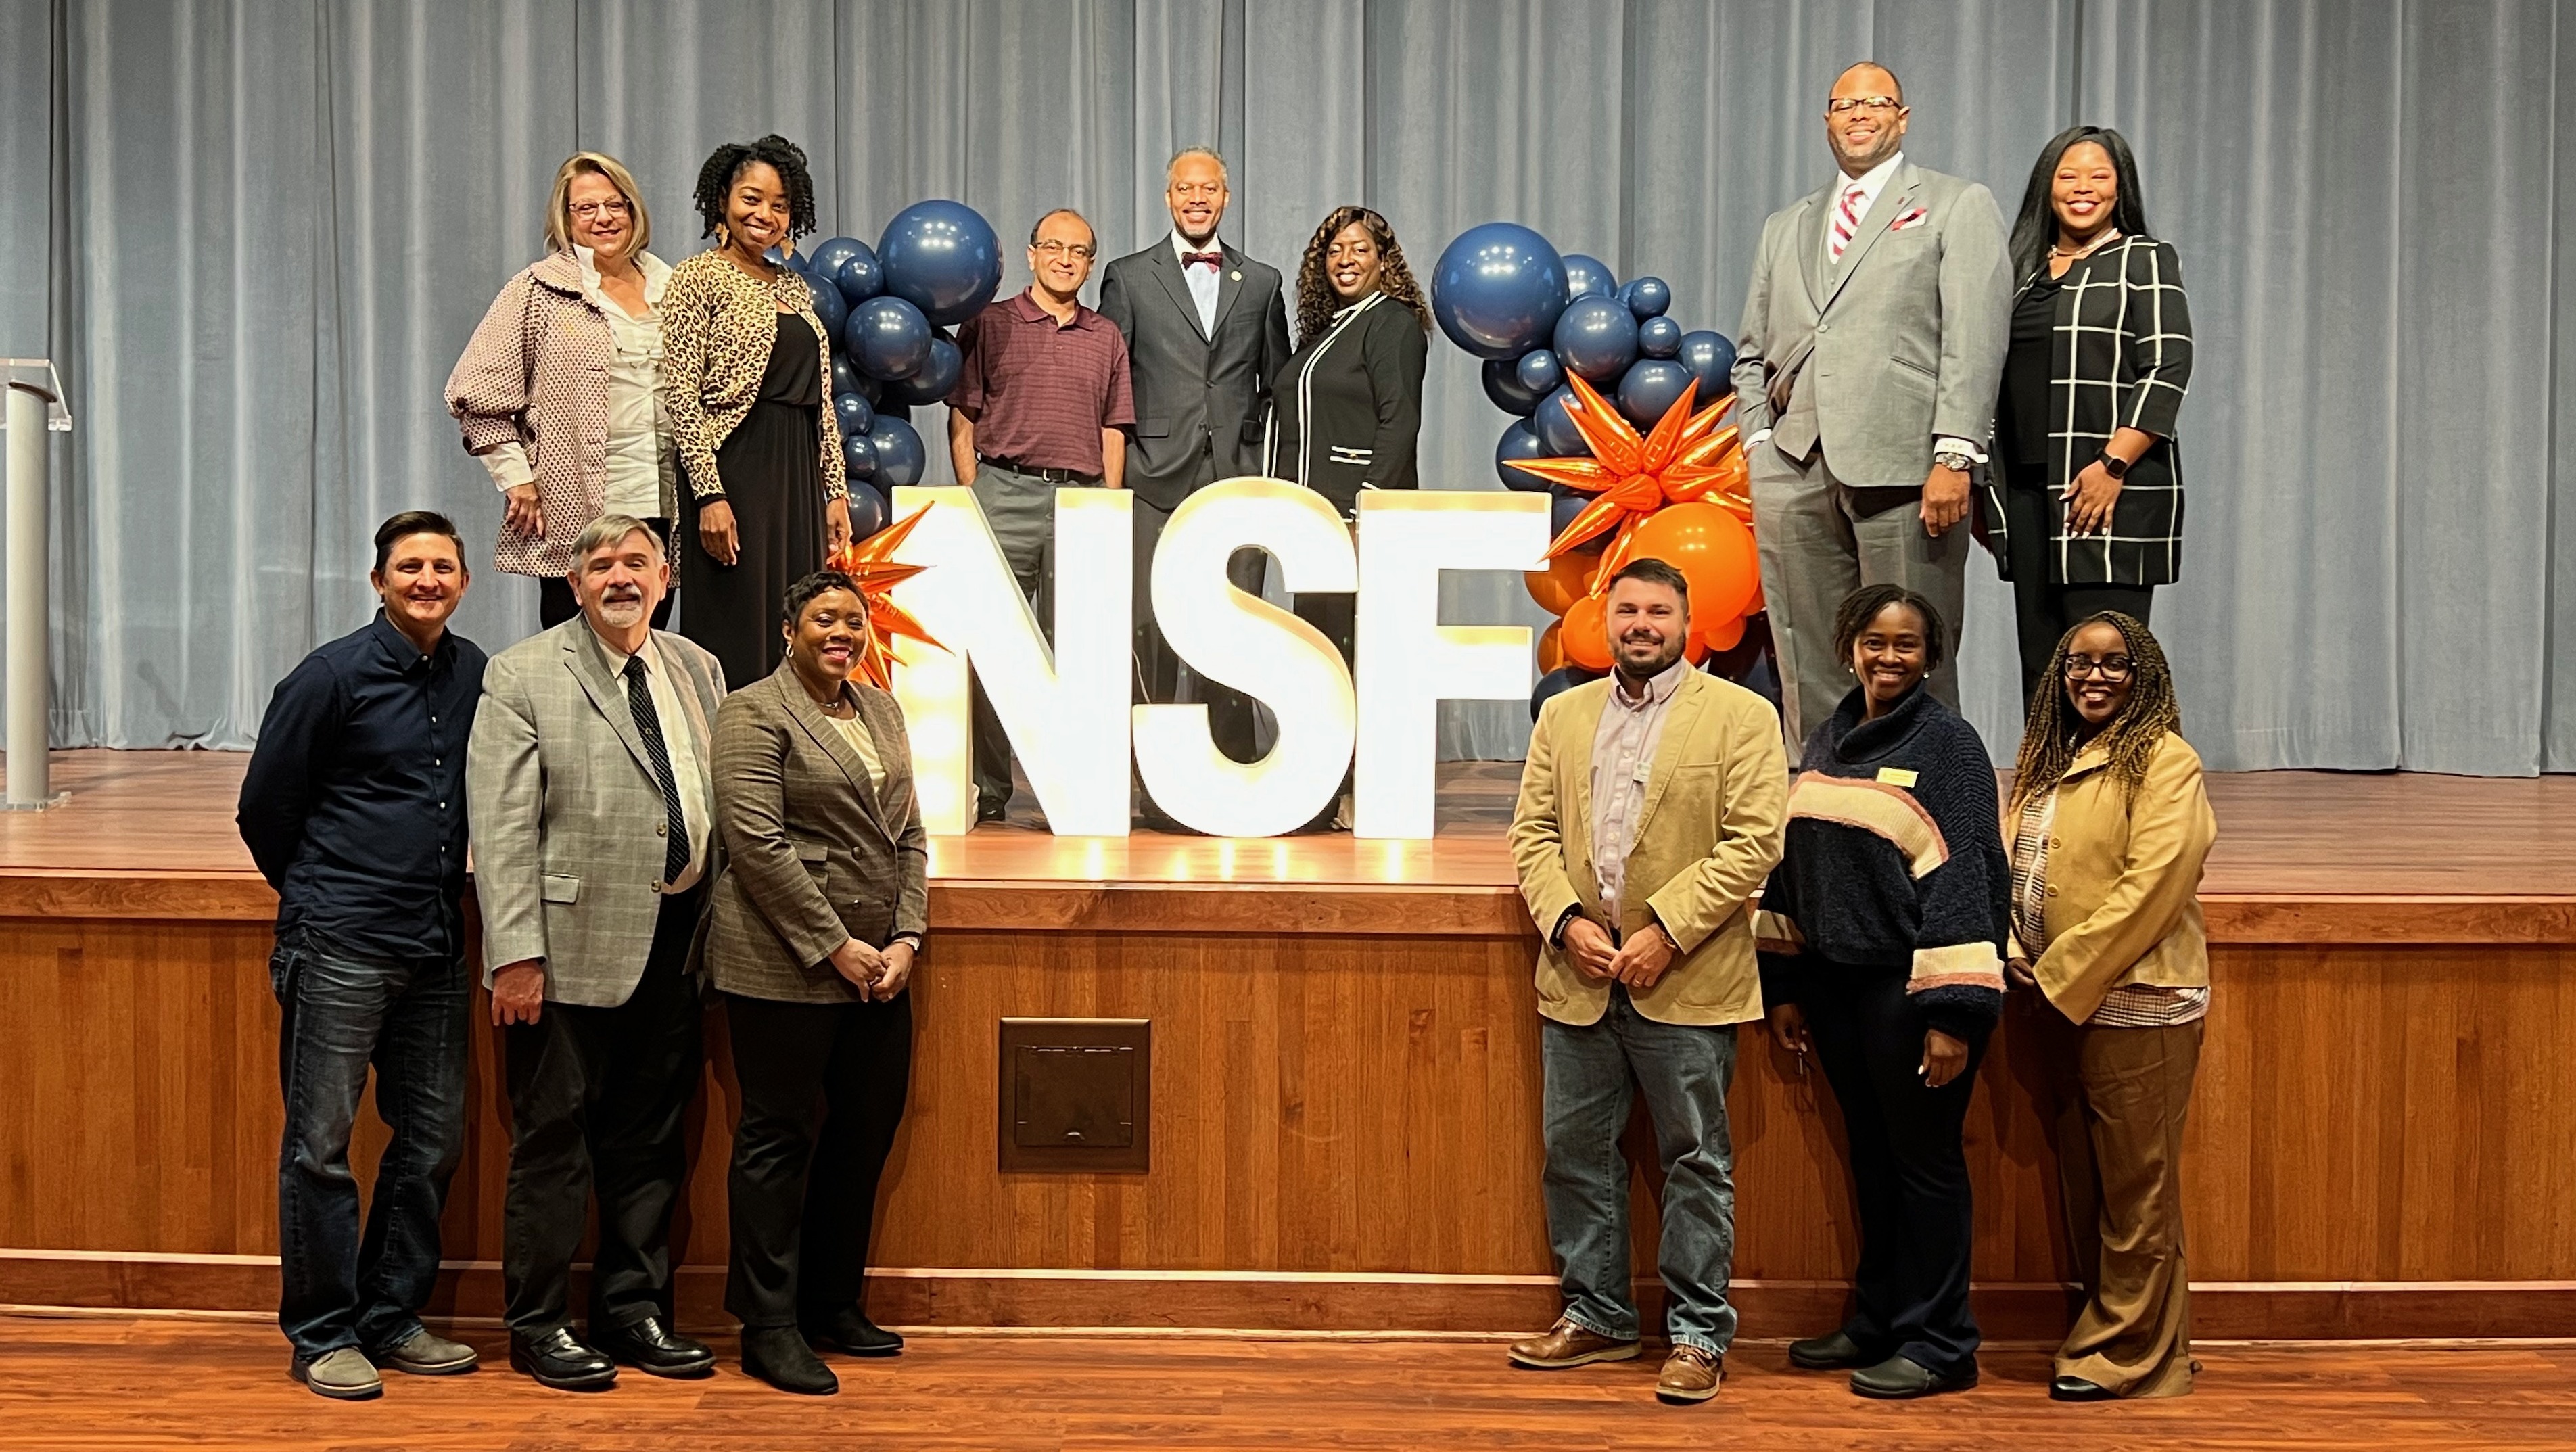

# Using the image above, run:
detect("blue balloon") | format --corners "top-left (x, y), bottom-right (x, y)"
top-left (1637, 316), bottom-right (1683, 359)
top-left (805, 236), bottom-right (866, 285)
top-left (1562, 254), bottom-right (1618, 303)
top-left (1618, 276), bottom-right (1671, 319)
top-left (805, 274), bottom-right (847, 340)
top-left (834, 241), bottom-right (885, 305)
top-left (1516, 348), bottom-right (1566, 396)
top-left (874, 400), bottom-right (910, 423)
top-left (866, 416), bottom-right (927, 488)
top-left (841, 427), bottom-right (879, 480)
top-left (881, 335), bottom-right (962, 406)
top-left (1481, 357), bottom-right (1547, 416)
top-left (843, 481), bottom-right (888, 539)
top-left (1531, 663), bottom-right (1605, 720)
top-left (1616, 358), bottom-right (1696, 428)
top-left (1549, 492), bottom-right (1591, 538)
top-left (1676, 329), bottom-right (1739, 404)
top-left (1534, 383), bottom-right (1588, 456)
top-left (1495, 419), bottom-right (1553, 491)
top-left (845, 295), bottom-right (933, 380)
top-left (877, 201), bottom-right (1004, 328)
top-left (1553, 295), bottom-right (1639, 384)
top-left (1428, 222), bottom-right (1570, 360)
top-left (830, 355), bottom-right (866, 402)
top-left (833, 390), bottom-right (876, 440)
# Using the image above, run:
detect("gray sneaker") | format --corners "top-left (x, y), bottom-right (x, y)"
top-left (292, 1346), bottom-right (383, 1400)
top-left (379, 1328), bottom-right (479, 1376)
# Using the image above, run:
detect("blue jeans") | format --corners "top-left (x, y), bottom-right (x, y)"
top-left (273, 935), bottom-right (469, 1361)
top-left (1539, 988), bottom-right (1740, 1355)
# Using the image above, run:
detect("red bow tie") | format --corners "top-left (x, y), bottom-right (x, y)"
top-left (1183, 250), bottom-right (1223, 271)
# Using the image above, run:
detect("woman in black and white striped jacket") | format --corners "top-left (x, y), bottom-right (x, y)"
top-left (1980, 126), bottom-right (2195, 708)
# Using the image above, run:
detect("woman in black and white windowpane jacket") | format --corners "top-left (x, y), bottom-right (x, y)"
top-left (1980, 125), bottom-right (2195, 709)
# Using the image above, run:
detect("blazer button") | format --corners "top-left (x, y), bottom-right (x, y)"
top-left (2048, 837), bottom-right (2062, 848)
top-left (655, 822), bottom-right (668, 837)
top-left (2046, 885), bottom-right (2060, 897)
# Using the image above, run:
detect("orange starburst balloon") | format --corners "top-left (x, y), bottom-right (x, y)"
top-left (826, 505), bottom-right (947, 690)
top-left (1507, 375), bottom-right (1752, 591)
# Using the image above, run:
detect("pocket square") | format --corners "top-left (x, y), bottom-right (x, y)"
top-left (1891, 207), bottom-right (1930, 231)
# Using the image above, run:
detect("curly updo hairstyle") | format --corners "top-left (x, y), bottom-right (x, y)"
top-left (692, 133), bottom-right (818, 243)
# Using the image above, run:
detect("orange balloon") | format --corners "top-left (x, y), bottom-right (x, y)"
top-left (1626, 502), bottom-right (1760, 626)
top-left (1683, 628), bottom-right (1709, 665)
top-left (1699, 612), bottom-right (1748, 653)
top-left (1561, 594), bottom-right (1613, 672)
top-left (1524, 548), bottom-right (1601, 617)
top-left (1536, 621), bottom-right (1565, 674)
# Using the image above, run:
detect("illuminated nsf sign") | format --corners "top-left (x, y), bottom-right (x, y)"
top-left (887, 479), bottom-right (1551, 840)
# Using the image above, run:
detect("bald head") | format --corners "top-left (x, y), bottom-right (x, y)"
top-left (1825, 61), bottom-right (1910, 177)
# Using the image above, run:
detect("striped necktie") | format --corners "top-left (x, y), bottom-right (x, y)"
top-left (622, 654), bottom-right (690, 885)
top-left (1830, 181), bottom-right (1865, 263)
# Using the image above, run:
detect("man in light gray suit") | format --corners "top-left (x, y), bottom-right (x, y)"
top-left (468, 513), bottom-right (725, 1392)
top-left (1733, 61), bottom-right (2011, 743)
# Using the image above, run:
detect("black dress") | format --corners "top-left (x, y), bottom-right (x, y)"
top-left (682, 312), bottom-right (826, 691)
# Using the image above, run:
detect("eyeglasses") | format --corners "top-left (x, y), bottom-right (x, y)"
top-left (1032, 240), bottom-right (1096, 260)
top-left (1826, 96), bottom-right (1902, 116)
top-left (2063, 655), bottom-right (2135, 681)
top-left (569, 199), bottom-right (631, 220)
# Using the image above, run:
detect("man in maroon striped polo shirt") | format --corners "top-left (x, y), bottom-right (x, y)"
top-left (946, 207), bottom-right (1138, 824)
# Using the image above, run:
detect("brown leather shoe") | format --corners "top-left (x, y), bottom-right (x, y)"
top-left (1507, 1315), bottom-right (1641, 1370)
top-left (1656, 1344), bottom-right (1723, 1403)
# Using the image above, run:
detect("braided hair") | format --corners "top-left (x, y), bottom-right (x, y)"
top-left (1293, 206), bottom-right (1432, 343)
top-left (2009, 611), bottom-right (2180, 812)
top-left (691, 134), bottom-right (818, 243)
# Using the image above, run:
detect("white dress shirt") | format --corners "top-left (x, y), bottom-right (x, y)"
top-left (1172, 229), bottom-right (1222, 336)
top-left (1587, 657), bottom-right (1691, 926)
top-left (482, 248), bottom-right (676, 515)
top-left (595, 627), bottom-right (712, 893)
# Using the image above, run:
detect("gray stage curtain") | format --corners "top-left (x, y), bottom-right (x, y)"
top-left (3, 0), bottom-right (2571, 772)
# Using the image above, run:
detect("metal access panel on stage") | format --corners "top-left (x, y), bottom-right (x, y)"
top-left (998, 1018), bottom-right (1151, 1174)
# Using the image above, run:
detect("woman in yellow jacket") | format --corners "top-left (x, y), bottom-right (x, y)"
top-left (2004, 611), bottom-right (2214, 1401)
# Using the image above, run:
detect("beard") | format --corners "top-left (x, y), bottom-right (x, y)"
top-left (594, 594), bottom-right (646, 628)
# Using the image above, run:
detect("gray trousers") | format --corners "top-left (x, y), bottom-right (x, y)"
top-left (1750, 441), bottom-right (1965, 745)
top-left (968, 462), bottom-right (1083, 810)
top-left (1132, 492), bottom-right (1268, 767)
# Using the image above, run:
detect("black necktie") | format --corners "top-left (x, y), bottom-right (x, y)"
top-left (623, 654), bottom-right (690, 885)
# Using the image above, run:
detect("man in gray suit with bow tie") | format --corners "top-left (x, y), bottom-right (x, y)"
top-left (467, 513), bottom-right (726, 1392)
top-left (1099, 147), bottom-right (1292, 790)
top-left (1733, 62), bottom-right (2011, 745)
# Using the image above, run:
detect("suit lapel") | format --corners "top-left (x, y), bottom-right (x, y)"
top-left (1822, 163), bottom-right (1921, 312)
top-left (1796, 188), bottom-right (1829, 311)
top-left (1209, 243), bottom-right (1244, 336)
top-left (1562, 683), bottom-right (1610, 889)
top-left (856, 686), bottom-right (913, 828)
top-left (778, 668), bottom-right (895, 845)
top-left (1631, 672), bottom-right (1711, 843)
top-left (561, 627), bottom-right (657, 783)
top-left (1150, 243), bottom-right (1210, 344)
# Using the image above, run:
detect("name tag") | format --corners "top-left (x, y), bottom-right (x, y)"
top-left (1877, 767), bottom-right (1919, 788)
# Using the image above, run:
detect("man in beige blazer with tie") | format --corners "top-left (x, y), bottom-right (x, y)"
top-left (1504, 559), bottom-right (1788, 1405)
top-left (467, 513), bottom-right (726, 1391)
top-left (1732, 61), bottom-right (2011, 744)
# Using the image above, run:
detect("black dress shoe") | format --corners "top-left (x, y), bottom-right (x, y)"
top-left (508, 1327), bottom-right (617, 1391)
top-left (592, 1315), bottom-right (714, 1378)
top-left (802, 1309), bottom-right (904, 1358)
top-left (1786, 1329), bottom-right (1873, 1370)
top-left (741, 1326), bottom-right (839, 1395)
top-left (1850, 1353), bottom-right (1979, 1399)
top-left (2051, 1374), bottom-right (2117, 1402)
top-left (976, 797), bottom-right (1008, 824)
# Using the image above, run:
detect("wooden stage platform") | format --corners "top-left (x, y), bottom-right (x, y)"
top-left (1, 750), bottom-right (2571, 1344)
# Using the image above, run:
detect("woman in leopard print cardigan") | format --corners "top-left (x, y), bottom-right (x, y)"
top-left (659, 134), bottom-right (851, 690)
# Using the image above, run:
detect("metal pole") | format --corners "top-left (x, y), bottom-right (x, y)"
top-left (5, 381), bottom-right (49, 807)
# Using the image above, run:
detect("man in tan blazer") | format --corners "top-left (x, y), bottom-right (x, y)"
top-left (1505, 559), bottom-right (1788, 1405)
top-left (467, 513), bottom-right (725, 1390)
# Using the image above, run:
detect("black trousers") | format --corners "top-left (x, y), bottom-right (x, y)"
top-left (535, 517), bottom-right (678, 630)
top-left (500, 885), bottom-right (705, 1336)
top-left (2001, 475), bottom-right (2153, 709)
top-left (1132, 487), bottom-right (1271, 768)
top-left (722, 991), bottom-right (914, 1330)
top-left (1800, 960), bottom-right (1990, 1380)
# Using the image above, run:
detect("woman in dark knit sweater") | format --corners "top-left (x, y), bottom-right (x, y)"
top-left (1756, 584), bottom-right (2011, 1401)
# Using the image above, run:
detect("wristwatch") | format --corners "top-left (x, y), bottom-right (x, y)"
top-left (2097, 450), bottom-right (2130, 480)
top-left (1933, 448), bottom-right (1975, 473)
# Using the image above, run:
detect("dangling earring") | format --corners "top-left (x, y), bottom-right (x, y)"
top-left (715, 223), bottom-right (730, 250)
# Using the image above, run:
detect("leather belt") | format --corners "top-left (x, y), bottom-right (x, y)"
top-left (978, 454), bottom-right (1095, 485)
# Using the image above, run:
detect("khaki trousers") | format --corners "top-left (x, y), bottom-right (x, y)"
top-left (2036, 1007), bottom-right (2203, 1398)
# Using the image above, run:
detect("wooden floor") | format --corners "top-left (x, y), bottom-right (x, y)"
top-left (0, 1317), bottom-right (2569, 1451)
top-left (4, 748), bottom-right (2571, 897)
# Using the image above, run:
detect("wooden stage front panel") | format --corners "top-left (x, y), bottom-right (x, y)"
top-left (1, 751), bottom-right (2571, 1339)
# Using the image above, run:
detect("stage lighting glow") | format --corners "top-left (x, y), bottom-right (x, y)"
top-left (888, 484), bottom-right (1133, 837)
top-left (1351, 490), bottom-right (1552, 839)
top-left (1133, 477), bottom-right (1358, 838)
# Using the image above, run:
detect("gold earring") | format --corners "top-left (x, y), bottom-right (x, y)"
top-left (716, 223), bottom-right (730, 250)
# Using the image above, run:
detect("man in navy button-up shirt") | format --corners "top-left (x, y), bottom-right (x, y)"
top-left (237, 511), bottom-right (488, 1399)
